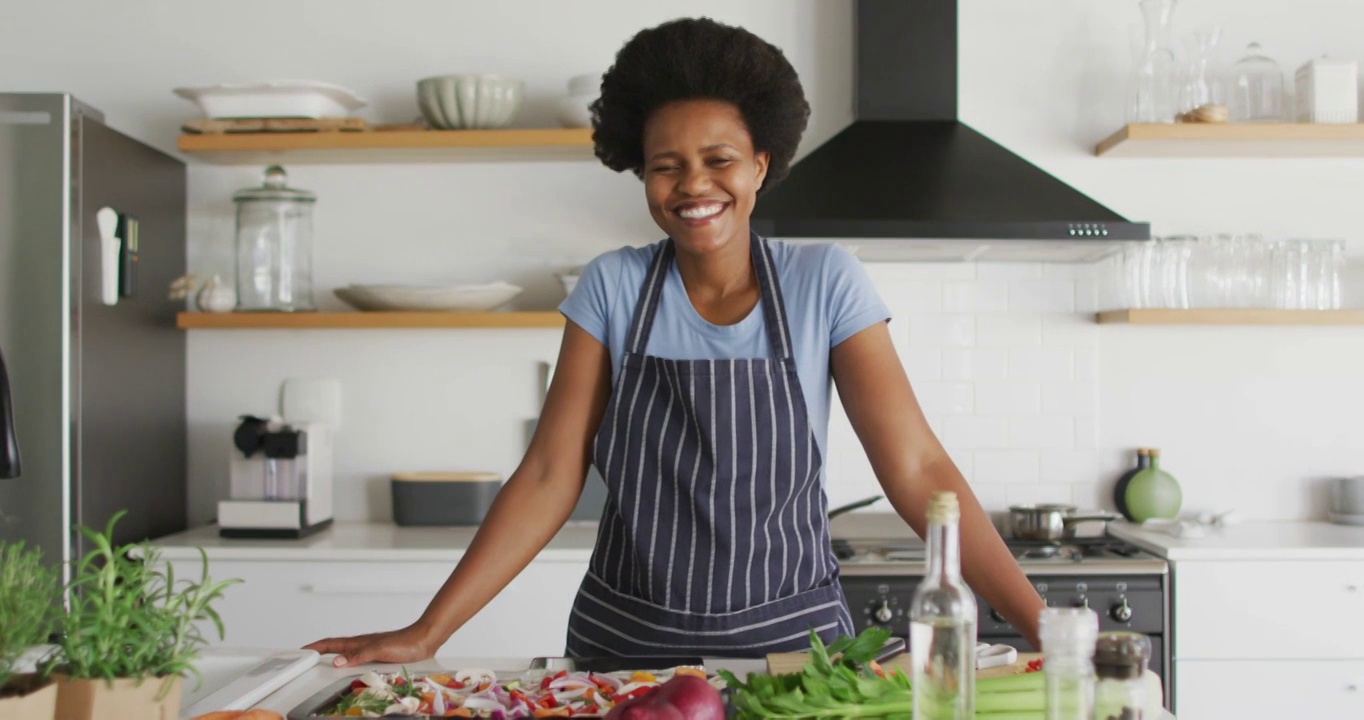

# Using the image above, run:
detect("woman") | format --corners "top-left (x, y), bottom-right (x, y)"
top-left (307, 17), bottom-right (1044, 664)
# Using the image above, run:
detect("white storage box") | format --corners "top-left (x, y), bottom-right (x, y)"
top-left (1295, 57), bottom-right (1358, 123)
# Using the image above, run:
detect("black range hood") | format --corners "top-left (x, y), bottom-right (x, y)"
top-left (752, 0), bottom-right (1150, 261)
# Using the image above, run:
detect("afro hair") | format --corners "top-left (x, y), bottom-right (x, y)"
top-left (590, 17), bottom-right (810, 193)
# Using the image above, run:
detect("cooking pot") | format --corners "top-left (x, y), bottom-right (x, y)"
top-left (1009, 504), bottom-right (1117, 542)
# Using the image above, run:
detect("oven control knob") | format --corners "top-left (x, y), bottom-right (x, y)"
top-left (874, 601), bottom-right (894, 624)
top-left (1072, 597), bottom-right (1090, 609)
top-left (989, 609), bottom-right (1006, 623)
top-left (1111, 598), bottom-right (1133, 623)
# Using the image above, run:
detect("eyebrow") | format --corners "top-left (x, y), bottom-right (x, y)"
top-left (646, 144), bottom-right (739, 162)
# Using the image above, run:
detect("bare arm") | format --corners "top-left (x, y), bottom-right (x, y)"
top-left (305, 321), bottom-right (613, 665)
top-left (830, 322), bottom-right (1045, 649)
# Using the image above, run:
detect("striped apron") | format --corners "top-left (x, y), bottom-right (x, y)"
top-left (565, 235), bottom-right (854, 658)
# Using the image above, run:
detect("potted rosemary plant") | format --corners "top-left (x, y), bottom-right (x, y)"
top-left (51, 511), bottom-right (237, 720)
top-left (0, 540), bottom-right (61, 719)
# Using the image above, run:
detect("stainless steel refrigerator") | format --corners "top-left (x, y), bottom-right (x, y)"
top-left (0, 93), bottom-right (187, 581)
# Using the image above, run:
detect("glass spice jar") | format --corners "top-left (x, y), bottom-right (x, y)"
top-left (1093, 631), bottom-right (1152, 720)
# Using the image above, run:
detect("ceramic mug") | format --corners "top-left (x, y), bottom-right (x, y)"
top-left (1331, 476), bottom-right (1364, 515)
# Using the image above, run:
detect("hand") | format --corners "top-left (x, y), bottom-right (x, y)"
top-left (303, 623), bottom-right (439, 668)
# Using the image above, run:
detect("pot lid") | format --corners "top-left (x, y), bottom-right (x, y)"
top-left (233, 165), bottom-right (316, 203)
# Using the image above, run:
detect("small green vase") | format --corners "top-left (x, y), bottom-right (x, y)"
top-left (1124, 449), bottom-right (1182, 521)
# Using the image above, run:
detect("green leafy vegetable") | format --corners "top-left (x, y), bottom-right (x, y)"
top-left (719, 627), bottom-right (1046, 719)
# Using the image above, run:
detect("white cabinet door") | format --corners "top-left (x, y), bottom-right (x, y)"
top-left (1176, 660), bottom-right (1364, 720)
top-left (164, 558), bottom-right (588, 660)
top-left (1174, 560), bottom-right (1364, 659)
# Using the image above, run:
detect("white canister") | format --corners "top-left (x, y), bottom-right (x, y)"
top-left (1295, 56), bottom-right (1358, 123)
top-left (556, 73), bottom-right (600, 128)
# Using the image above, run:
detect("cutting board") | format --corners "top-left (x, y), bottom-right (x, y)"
top-left (766, 651), bottom-right (1042, 680)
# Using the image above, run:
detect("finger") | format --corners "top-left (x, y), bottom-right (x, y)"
top-left (337, 644), bottom-right (377, 667)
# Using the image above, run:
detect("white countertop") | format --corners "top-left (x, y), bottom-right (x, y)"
top-left (1107, 519), bottom-right (1364, 560)
top-left (150, 522), bottom-right (601, 562)
top-left (151, 512), bottom-right (924, 564)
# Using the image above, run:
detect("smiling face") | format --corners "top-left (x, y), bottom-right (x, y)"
top-left (641, 100), bottom-right (769, 257)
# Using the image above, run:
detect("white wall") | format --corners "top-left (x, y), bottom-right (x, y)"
top-left (4, 0), bottom-right (1362, 524)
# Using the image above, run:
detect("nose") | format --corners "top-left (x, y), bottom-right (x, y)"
top-left (677, 165), bottom-right (712, 196)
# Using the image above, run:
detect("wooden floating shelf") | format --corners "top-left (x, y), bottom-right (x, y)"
top-left (1096, 309), bottom-right (1364, 325)
top-left (1095, 123), bottom-right (1364, 158)
top-left (177, 311), bottom-right (565, 329)
top-left (177, 127), bottom-right (595, 164)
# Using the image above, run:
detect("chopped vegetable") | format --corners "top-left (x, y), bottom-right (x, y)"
top-left (320, 665), bottom-right (706, 717)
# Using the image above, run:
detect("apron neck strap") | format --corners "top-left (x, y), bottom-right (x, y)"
top-left (625, 233), bottom-right (795, 360)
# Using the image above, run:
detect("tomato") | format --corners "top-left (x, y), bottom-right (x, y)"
top-left (446, 709), bottom-right (472, 718)
top-left (533, 708), bottom-right (571, 718)
top-left (348, 680), bottom-right (366, 691)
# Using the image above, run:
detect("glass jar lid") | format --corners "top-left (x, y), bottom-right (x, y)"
top-left (233, 165), bottom-right (316, 203)
top-left (1094, 631), bottom-right (1152, 680)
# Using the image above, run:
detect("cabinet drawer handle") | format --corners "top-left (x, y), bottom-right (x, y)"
top-left (1347, 584), bottom-right (1359, 592)
top-left (1348, 684), bottom-right (1358, 693)
top-left (302, 584), bottom-right (439, 595)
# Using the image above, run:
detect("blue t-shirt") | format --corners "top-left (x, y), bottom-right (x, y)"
top-left (558, 239), bottom-right (891, 467)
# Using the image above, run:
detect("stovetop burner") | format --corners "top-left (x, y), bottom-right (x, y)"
top-left (833, 534), bottom-right (1167, 576)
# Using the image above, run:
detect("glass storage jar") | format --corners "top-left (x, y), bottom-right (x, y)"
top-left (233, 165), bottom-right (317, 312)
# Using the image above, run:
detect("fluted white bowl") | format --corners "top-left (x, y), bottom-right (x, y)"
top-left (417, 74), bottom-right (524, 129)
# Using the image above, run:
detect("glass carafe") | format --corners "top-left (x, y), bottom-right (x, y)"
top-left (1129, 0), bottom-right (1180, 123)
top-left (1178, 26), bottom-right (1226, 122)
top-left (233, 165), bottom-right (317, 312)
top-left (1229, 42), bottom-right (1287, 122)
top-left (910, 492), bottom-right (976, 720)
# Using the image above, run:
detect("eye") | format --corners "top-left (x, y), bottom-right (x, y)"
top-left (649, 164), bottom-right (679, 174)
top-left (707, 157), bottom-right (734, 167)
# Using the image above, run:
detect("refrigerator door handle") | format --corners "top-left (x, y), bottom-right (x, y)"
top-left (0, 345), bottom-right (20, 478)
top-left (96, 206), bottom-right (120, 306)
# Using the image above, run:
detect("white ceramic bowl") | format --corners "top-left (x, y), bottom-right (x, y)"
top-left (334, 282), bottom-right (522, 312)
top-left (417, 74), bottom-right (524, 129)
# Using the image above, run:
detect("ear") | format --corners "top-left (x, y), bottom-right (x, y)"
top-left (753, 151), bottom-right (770, 189)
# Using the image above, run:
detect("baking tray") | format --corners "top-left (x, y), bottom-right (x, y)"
top-left (286, 657), bottom-right (706, 719)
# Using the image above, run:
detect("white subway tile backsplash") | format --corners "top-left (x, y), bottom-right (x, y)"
top-left (975, 382), bottom-right (1042, 415)
top-left (1009, 280), bottom-right (1076, 313)
top-left (973, 449), bottom-right (1041, 484)
top-left (977, 315), bottom-right (1042, 347)
top-left (908, 314), bottom-right (975, 347)
top-left (901, 348), bottom-right (942, 382)
top-left (942, 349), bottom-right (1009, 381)
top-left (1040, 381), bottom-right (1097, 416)
top-left (1007, 416), bottom-right (1074, 449)
top-left (944, 416), bottom-right (1009, 449)
top-left (864, 262), bottom-right (976, 282)
top-left (976, 263), bottom-right (1043, 280)
top-left (970, 483), bottom-right (1012, 512)
top-left (1006, 483), bottom-right (1074, 505)
top-left (1008, 347), bottom-right (1074, 382)
top-left (1068, 482), bottom-right (1114, 512)
top-left (943, 282), bottom-right (1009, 313)
top-left (844, 262), bottom-right (1112, 512)
top-left (1074, 415), bottom-right (1098, 449)
top-left (914, 381), bottom-right (974, 415)
top-left (1040, 450), bottom-right (1102, 485)
top-left (882, 280), bottom-right (943, 314)
top-left (1041, 314), bottom-right (1095, 346)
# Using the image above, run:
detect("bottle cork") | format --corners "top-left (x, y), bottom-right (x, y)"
top-left (927, 491), bottom-right (960, 524)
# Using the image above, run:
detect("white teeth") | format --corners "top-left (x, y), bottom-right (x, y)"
top-left (678, 204), bottom-right (723, 220)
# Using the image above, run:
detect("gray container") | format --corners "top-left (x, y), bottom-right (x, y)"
top-left (391, 472), bottom-right (502, 526)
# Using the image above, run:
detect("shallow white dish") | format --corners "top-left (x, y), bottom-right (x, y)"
top-left (335, 282), bottom-right (523, 312)
top-left (173, 80), bottom-right (367, 119)
top-left (180, 648), bottom-right (318, 717)
top-left (1328, 511), bottom-right (1364, 526)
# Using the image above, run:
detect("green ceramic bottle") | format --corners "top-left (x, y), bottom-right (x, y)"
top-left (1123, 448), bottom-right (1182, 521)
